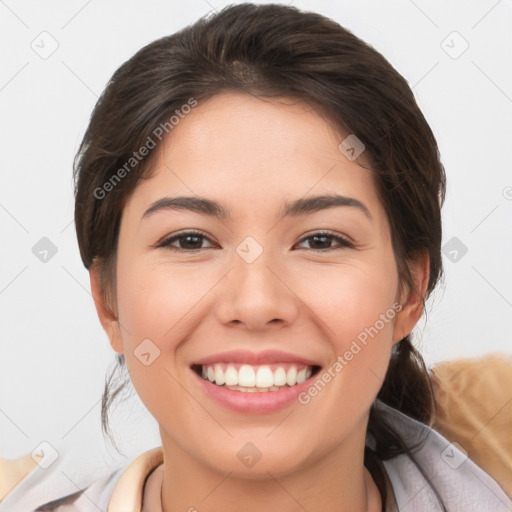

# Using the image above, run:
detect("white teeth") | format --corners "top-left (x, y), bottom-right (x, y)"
top-left (238, 365), bottom-right (256, 387)
top-left (255, 366), bottom-right (274, 388)
top-left (198, 363), bottom-right (315, 389)
top-left (273, 367), bottom-right (287, 386)
top-left (214, 364), bottom-right (225, 386)
top-left (225, 365), bottom-right (239, 386)
top-left (286, 366), bottom-right (297, 386)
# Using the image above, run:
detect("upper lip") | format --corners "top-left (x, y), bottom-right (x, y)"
top-left (192, 349), bottom-right (321, 367)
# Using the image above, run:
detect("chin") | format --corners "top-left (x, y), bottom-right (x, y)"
top-left (206, 449), bottom-right (307, 480)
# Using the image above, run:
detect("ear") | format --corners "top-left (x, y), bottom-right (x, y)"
top-left (392, 251), bottom-right (430, 344)
top-left (89, 260), bottom-right (123, 354)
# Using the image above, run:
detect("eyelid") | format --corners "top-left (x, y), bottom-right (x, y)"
top-left (297, 230), bottom-right (355, 246)
top-left (295, 230), bottom-right (355, 250)
top-left (153, 229), bottom-right (355, 252)
top-left (151, 229), bottom-right (212, 249)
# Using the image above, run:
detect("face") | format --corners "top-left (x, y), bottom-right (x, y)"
top-left (92, 91), bottom-right (426, 478)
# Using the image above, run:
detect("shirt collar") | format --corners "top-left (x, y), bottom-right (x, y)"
top-left (107, 446), bottom-right (163, 512)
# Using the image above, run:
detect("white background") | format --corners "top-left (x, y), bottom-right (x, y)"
top-left (1, 0), bottom-right (511, 466)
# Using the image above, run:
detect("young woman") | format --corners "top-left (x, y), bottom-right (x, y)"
top-left (2, 3), bottom-right (510, 511)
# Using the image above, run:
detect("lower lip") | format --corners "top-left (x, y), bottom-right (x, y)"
top-left (191, 368), bottom-right (318, 414)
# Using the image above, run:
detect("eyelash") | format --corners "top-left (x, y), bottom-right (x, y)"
top-left (155, 230), bottom-right (355, 252)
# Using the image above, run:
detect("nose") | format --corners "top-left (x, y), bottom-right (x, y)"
top-left (214, 246), bottom-right (299, 331)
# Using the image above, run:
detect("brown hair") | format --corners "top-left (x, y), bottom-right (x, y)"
top-left (73, 3), bottom-right (446, 507)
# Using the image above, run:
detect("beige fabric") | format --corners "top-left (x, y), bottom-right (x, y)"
top-left (0, 452), bottom-right (42, 502)
top-left (141, 463), bottom-right (164, 512)
top-left (107, 446), bottom-right (163, 512)
top-left (430, 352), bottom-right (512, 500)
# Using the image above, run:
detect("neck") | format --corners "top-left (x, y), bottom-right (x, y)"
top-left (158, 419), bottom-right (382, 512)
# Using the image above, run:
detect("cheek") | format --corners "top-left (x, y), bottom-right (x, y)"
top-left (114, 260), bottom-right (194, 425)
top-left (114, 252), bottom-right (222, 409)
top-left (298, 273), bottom-right (397, 416)
top-left (295, 257), bottom-right (398, 341)
top-left (116, 255), bottom-right (200, 344)
top-left (298, 260), bottom-right (398, 392)
top-left (116, 247), bottom-right (399, 358)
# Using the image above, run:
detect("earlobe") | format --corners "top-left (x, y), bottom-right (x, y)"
top-left (89, 260), bottom-right (123, 354)
top-left (392, 251), bottom-right (430, 344)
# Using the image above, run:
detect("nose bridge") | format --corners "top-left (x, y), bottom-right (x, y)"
top-left (216, 234), bottom-right (298, 329)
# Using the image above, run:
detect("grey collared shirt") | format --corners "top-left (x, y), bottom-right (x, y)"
top-left (2, 399), bottom-right (511, 511)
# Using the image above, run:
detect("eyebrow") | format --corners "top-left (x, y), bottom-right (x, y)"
top-left (141, 194), bottom-right (373, 222)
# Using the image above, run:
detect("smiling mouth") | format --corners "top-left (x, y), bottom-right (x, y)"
top-left (191, 363), bottom-right (322, 392)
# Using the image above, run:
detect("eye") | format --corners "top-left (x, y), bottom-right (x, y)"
top-left (295, 231), bottom-right (354, 252)
top-left (155, 230), bottom-right (216, 251)
top-left (154, 230), bottom-right (354, 252)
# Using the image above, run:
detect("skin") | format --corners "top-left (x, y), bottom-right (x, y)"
top-left (90, 91), bottom-right (429, 512)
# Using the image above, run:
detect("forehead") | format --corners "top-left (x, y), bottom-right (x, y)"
top-left (158, 91), bottom-right (352, 170)
top-left (125, 91), bottom-right (388, 233)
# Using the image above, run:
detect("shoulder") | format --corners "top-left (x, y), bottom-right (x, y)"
top-left (373, 399), bottom-right (512, 512)
top-left (0, 443), bottom-right (163, 512)
top-left (0, 443), bottom-right (126, 512)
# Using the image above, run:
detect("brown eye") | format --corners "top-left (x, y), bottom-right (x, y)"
top-left (296, 232), bottom-right (354, 251)
top-left (157, 231), bottom-right (215, 251)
